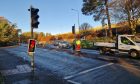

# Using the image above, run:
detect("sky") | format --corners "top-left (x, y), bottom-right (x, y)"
top-left (0, 0), bottom-right (101, 35)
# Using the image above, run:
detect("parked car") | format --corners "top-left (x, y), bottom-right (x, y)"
top-left (53, 40), bottom-right (61, 46)
top-left (58, 41), bottom-right (71, 49)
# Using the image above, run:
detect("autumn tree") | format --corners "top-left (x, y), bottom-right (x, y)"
top-left (112, 0), bottom-right (140, 34)
top-left (0, 18), bottom-right (18, 46)
top-left (46, 33), bottom-right (51, 36)
top-left (21, 32), bottom-right (39, 43)
top-left (37, 32), bottom-right (45, 41)
top-left (50, 36), bottom-right (56, 41)
top-left (82, 0), bottom-right (113, 37)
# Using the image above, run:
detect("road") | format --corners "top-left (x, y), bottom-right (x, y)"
top-left (3, 44), bottom-right (140, 84)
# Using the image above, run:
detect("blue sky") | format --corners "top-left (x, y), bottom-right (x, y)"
top-left (0, 0), bottom-right (101, 35)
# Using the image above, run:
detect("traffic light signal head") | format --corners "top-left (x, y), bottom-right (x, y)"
top-left (28, 39), bottom-right (36, 53)
top-left (31, 7), bottom-right (39, 28)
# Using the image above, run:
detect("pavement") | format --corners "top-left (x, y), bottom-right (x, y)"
top-left (0, 49), bottom-right (68, 84)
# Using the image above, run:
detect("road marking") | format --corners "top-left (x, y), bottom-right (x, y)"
top-left (67, 80), bottom-right (81, 84)
top-left (0, 64), bottom-right (31, 76)
top-left (64, 63), bottom-right (113, 80)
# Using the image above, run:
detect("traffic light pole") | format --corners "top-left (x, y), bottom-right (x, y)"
top-left (28, 5), bottom-right (39, 81)
top-left (30, 6), bottom-right (34, 39)
top-left (30, 5), bottom-right (35, 81)
top-left (31, 28), bottom-right (35, 81)
top-left (31, 27), bottom-right (34, 39)
top-left (72, 24), bottom-right (76, 52)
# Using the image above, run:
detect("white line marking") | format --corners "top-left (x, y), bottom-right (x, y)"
top-left (67, 80), bottom-right (81, 84)
top-left (0, 64), bottom-right (31, 76)
top-left (64, 63), bottom-right (113, 79)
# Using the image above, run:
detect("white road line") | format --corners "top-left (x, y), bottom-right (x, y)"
top-left (64, 63), bottom-right (113, 80)
top-left (67, 80), bottom-right (81, 84)
top-left (0, 64), bottom-right (31, 76)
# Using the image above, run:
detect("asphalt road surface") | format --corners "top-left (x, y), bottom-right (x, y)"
top-left (3, 44), bottom-right (140, 84)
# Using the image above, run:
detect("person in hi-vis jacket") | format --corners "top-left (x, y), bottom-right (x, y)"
top-left (75, 39), bottom-right (81, 52)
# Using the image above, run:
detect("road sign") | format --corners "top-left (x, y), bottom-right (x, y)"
top-left (28, 39), bottom-right (36, 53)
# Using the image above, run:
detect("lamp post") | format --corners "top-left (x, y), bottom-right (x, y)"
top-left (72, 9), bottom-right (80, 33)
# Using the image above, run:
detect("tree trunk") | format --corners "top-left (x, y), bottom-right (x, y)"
top-left (127, 10), bottom-right (131, 29)
top-left (105, 0), bottom-right (112, 37)
top-left (131, 0), bottom-right (136, 34)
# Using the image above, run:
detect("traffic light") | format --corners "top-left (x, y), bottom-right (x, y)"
top-left (28, 39), bottom-right (36, 53)
top-left (31, 7), bottom-right (39, 28)
top-left (72, 24), bottom-right (75, 34)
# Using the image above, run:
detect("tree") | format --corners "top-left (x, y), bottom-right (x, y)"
top-left (112, 0), bottom-right (140, 34)
top-left (80, 23), bottom-right (91, 30)
top-left (79, 23), bottom-right (92, 39)
top-left (46, 33), bottom-right (51, 36)
top-left (82, 0), bottom-right (113, 37)
top-left (37, 32), bottom-right (45, 41)
top-left (0, 18), bottom-right (19, 45)
top-left (50, 36), bottom-right (56, 41)
top-left (21, 32), bottom-right (31, 43)
top-left (21, 32), bottom-right (39, 43)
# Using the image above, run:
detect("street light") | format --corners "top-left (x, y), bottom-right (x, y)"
top-left (71, 9), bottom-right (80, 33)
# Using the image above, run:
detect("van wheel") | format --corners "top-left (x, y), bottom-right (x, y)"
top-left (129, 51), bottom-right (139, 58)
top-left (99, 48), bottom-right (105, 55)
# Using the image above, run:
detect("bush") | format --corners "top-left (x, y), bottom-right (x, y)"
top-left (93, 37), bottom-right (116, 43)
top-left (81, 40), bottom-right (93, 48)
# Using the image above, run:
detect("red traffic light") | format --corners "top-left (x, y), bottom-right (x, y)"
top-left (28, 39), bottom-right (36, 53)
